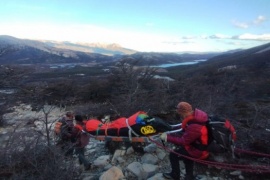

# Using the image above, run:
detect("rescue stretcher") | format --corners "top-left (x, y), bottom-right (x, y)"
top-left (84, 111), bottom-right (182, 143)
top-left (85, 113), bottom-right (270, 174)
top-left (86, 127), bottom-right (182, 143)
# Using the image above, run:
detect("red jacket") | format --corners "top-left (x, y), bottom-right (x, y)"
top-left (167, 109), bottom-right (209, 159)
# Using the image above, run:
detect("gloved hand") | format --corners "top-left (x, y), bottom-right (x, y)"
top-left (160, 133), bottom-right (167, 142)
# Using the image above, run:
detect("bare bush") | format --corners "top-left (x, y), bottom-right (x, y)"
top-left (0, 128), bottom-right (79, 180)
top-left (0, 65), bottom-right (35, 127)
top-left (107, 59), bottom-right (174, 116)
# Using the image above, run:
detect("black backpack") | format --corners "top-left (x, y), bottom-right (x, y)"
top-left (206, 115), bottom-right (237, 157)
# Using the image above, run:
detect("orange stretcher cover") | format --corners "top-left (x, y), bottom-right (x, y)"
top-left (85, 111), bottom-right (147, 132)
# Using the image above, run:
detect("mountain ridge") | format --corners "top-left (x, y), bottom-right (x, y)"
top-left (1, 35), bottom-right (270, 66)
top-left (0, 35), bottom-right (221, 65)
top-left (0, 35), bottom-right (136, 56)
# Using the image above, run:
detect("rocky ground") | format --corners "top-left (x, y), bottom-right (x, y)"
top-left (1, 104), bottom-right (269, 180)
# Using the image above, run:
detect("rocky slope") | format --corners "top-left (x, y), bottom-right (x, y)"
top-left (1, 104), bottom-right (269, 180)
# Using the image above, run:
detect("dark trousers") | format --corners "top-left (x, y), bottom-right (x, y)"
top-left (59, 140), bottom-right (74, 156)
top-left (169, 147), bottom-right (194, 180)
top-left (74, 147), bottom-right (89, 167)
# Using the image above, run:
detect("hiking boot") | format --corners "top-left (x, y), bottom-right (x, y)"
top-left (163, 172), bottom-right (179, 180)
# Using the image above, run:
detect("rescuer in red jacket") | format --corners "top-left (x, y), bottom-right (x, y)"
top-left (160, 102), bottom-right (209, 180)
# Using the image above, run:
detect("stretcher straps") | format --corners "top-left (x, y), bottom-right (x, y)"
top-left (96, 123), bottom-right (103, 136)
top-left (95, 136), bottom-right (151, 143)
top-left (170, 123), bottom-right (182, 128)
top-left (105, 123), bottom-right (108, 136)
top-left (125, 118), bottom-right (140, 141)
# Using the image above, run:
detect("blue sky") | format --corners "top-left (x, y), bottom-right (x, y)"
top-left (0, 0), bottom-right (269, 52)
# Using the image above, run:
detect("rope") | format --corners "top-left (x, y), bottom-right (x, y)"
top-left (83, 123), bottom-right (270, 173)
top-left (148, 137), bottom-right (270, 173)
top-left (125, 118), bottom-right (140, 141)
top-left (235, 148), bottom-right (270, 158)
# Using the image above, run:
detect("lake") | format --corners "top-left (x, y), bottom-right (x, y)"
top-left (153, 59), bottom-right (207, 68)
top-left (0, 88), bottom-right (16, 94)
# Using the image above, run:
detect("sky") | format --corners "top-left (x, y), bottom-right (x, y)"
top-left (0, 0), bottom-right (270, 52)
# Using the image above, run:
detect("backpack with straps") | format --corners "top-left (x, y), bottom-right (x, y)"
top-left (54, 120), bottom-right (64, 143)
top-left (206, 115), bottom-right (237, 157)
top-left (54, 121), bottom-right (63, 135)
top-left (54, 118), bottom-right (73, 142)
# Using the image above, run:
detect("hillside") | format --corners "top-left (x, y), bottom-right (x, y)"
top-left (167, 42), bottom-right (270, 76)
top-left (0, 40), bottom-right (269, 180)
top-left (0, 35), bottom-right (136, 56)
top-left (42, 41), bottom-right (136, 55)
top-left (0, 35), bottom-right (221, 65)
top-left (117, 52), bottom-right (220, 66)
top-left (166, 42), bottom-right (270, 102)
top-left (164, 43), bottom-right (270, 158)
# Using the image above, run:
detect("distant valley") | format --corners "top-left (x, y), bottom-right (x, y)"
top-left (0, 35), bottom-right (220, 66)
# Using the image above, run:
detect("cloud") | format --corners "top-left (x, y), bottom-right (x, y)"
top-left (162, 40), bottom-right (194, 45)
top-left (232, 15), bottom-right (267, 29)
top-left (253, 15), bottom-right (267, 25)
top-left (1, 21), bottom-right (269, 52)
top-left (178, 33), bottom-right (270, 41)
top-left (232, 20), bottom-right (249, 29)
top-left (182, 35), bottom-right (197, 39)
top-left (209, 34), bottom-right (231, 39)
top-left (224, 41), bottom-right (244, 46)
top-left (233, 33), bottom-right (270, 41)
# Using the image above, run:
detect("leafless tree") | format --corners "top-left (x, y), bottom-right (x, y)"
top-left (108, 59), bottom-right (167, 116)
